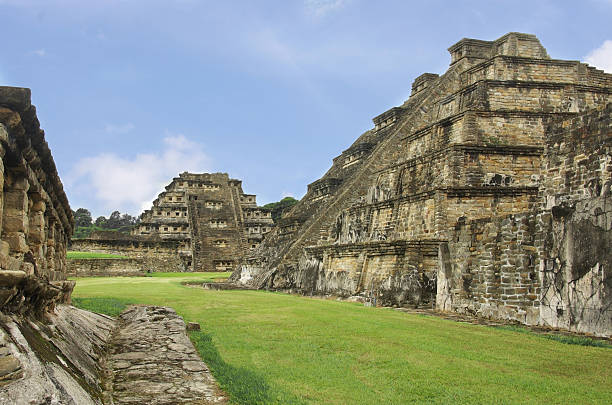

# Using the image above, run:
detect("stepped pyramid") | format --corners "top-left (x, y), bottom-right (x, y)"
top-left (133, 172), bottom-right (274, 271)
top-left (232, 33), bottom-right (612, 336)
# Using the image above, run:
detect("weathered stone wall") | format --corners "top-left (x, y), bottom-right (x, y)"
top-left (438, 213), bottom-right (540, 324)
top-left (72, 233), bottom-right (184, 259)
top-left (232, 33), bottom-right (612, 336)
top-left (0, 305), bottom-right (114, 404)
top-left (66, 256), bottom-right (184, 277)
top-left (0, 87), bottom-right (74, 315)
top-left (69, 231), bottom-right (188, 274)
top-left (537, 104), bottom-right (612, 335)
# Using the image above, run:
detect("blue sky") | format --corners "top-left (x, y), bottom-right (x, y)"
top-left (1, 0), bottom-right (611, 218)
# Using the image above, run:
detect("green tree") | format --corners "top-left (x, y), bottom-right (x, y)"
top-left (106, 211), bottom-right (122, 228)
top-left (95, 216), bottom-right (107, 227)
top-left (73, 208), bottom-right (93, 227)
top-left (262, 196), bottom-right (299, 223)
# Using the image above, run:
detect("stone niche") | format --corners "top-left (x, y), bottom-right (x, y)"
top-left (0, 86), bottom-right (74, 315)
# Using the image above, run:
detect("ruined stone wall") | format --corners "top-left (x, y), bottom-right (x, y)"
top-left (537, 104), bottom-right (612, 335)
top-left (438, 213), bottom-right (541, 324)
top-left (0, 87), bottom-right (74, 315)
top-left (69, 231), bottom-right (188, 273)
top-left (71, 234), bottom-right (183, 259)
top-left (232, 33), bottom-right (612, 335)
top-left (437, 105), bottom-right (612, 335)
top-left (66, 256), bottom-right (183, 277)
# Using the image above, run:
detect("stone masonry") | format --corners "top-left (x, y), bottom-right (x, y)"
top-left (0, 86), bottom-right (74, 315)
top-left (69, 231), bottom-right (186, 276)
top-left (231, 33), bottom-right (612, 336)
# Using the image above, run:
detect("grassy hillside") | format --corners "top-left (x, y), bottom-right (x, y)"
top-left (72, 274), bottom-right (612, 404)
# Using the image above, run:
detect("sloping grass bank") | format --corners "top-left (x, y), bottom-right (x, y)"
top-left (67, 251), bottom-right (129, 259)
top-left (72, 274), bottom-right (612, 404)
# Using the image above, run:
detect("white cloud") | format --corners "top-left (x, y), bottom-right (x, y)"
top-left (67, 134), bottom-right (211, 216)
top-left (29, 49), bottom-right (46, 57)
top-left (105, 122), bottom-right (135, 134)
top-left (585, 40), bottom-right (612, 73)
top-left (305, 0), bottom-right (348, 17)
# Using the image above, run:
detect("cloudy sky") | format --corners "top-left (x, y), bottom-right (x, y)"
top-left (1, 0), bottom-right (611, 218)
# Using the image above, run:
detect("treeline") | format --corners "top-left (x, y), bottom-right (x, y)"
top-left (73, 208), bottom-right (138, 239)
top-left (262, 197), bottom-right (298, 223)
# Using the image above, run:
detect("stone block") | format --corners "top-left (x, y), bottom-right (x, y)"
top-left (0, 86), bottom-right (31, 111)
top-left (5, 233), bottom-right (28, 253)
top-left (29, 211), bottom-right (44, 227)
top-left (2, 215), bottom-right (28, 233)
top-left (0, 242), bottom-right (9, 259)
top-left (28, 229), bottom-right (44, 244)
top-left (0, 270), bottom-right (26, 287)
top-left (19, 262), bottom-right (34, 276)
top-left (31, 200), bottom-right (46, 212)
top-left (186, 322), bottom-right (201, 331)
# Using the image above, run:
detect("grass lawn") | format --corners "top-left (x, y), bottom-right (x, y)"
top-left (67, 251), bottom-right (130, 259)
top-left (72, 273), bottom-right (612, 405)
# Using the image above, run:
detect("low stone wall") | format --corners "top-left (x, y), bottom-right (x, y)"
top-left (67, 256), bottom-right (184, 277)
top-left (70, 231), bottom-right (189, 275)
top-left (67, 258), bottom-right (147, 277)
top-left (110, 306), bottom-right (227, 404)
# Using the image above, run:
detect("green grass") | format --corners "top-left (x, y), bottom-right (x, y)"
top-left (67, 251), bottom-right (129, 259)
top-left (72, 296), bottom-right (133, 317)
top-left (495, 325), bottom-right (612, 349)
top-left (149, 271), bottom-right (231, 280)
top-left (72, 274), bottom-right (612, 404)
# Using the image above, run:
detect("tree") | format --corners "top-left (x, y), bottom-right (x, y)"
top-left (120, 213), bottom-right (137, 226)
top-left (106, 211), bottom-right (122, 228)
top-left (73, 208), bottom-right (92, 228)
top-left (95, 216), bottom-right (107, 227)
top-left (262, 196), bottom-right (299, 223)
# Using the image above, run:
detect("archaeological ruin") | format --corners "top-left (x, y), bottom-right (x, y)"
top-left (0, 87), bottom-right (226, 403)
top-left (1, 29), bottom-right (611, 404)
top-left (231, 32), bottom-right (612, 337)
top-left (68, 172), bottom-right (274, 275)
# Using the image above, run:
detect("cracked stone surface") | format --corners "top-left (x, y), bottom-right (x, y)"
top-left (109, 305), bottom-right (227, 404)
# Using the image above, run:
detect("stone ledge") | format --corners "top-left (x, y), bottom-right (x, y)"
top-left (0, 270), bottom-right (26, 287)
top-left (305, 239), bottom-right (443, 256)
top-left (0, 87), bottom-right (31, 112)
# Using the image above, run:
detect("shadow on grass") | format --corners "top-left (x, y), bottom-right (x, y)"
top-left (495, 325), bottom-right (611, 349)
top-left (189, 331), bottom-right (305, 405)
top-left (72, 297), bottom-right (134, 317)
